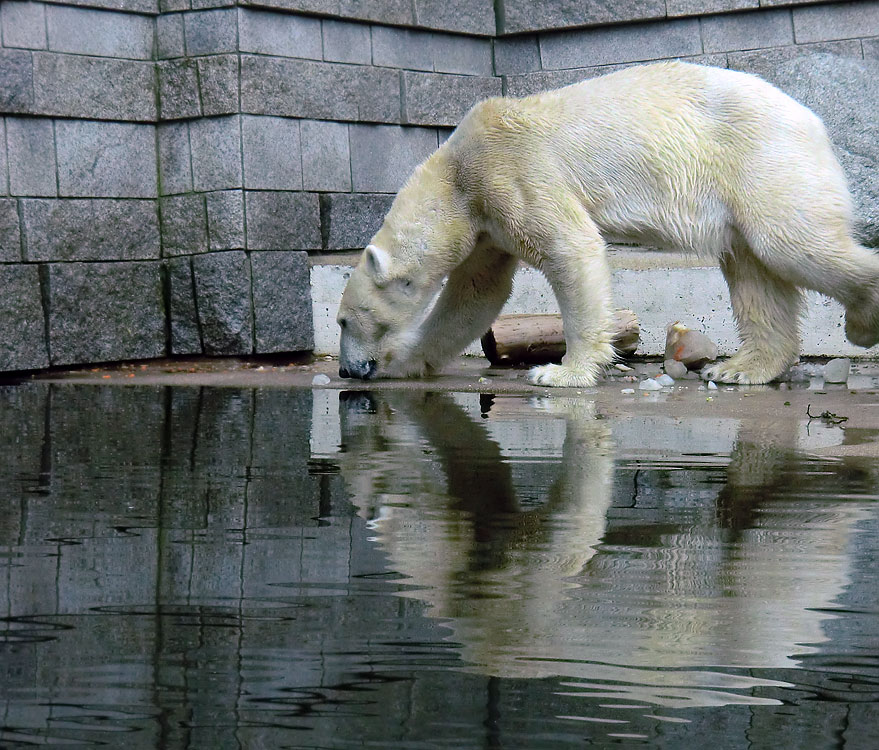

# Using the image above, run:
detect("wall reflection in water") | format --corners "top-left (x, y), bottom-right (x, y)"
top-left (0, 383), bottom-right (876, 748)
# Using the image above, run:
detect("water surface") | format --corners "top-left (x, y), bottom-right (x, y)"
top-left (1, 384), bottom-right (877, 747)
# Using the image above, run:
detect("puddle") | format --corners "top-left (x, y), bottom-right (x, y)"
top-left (1, 384), bottom-right (877, 748)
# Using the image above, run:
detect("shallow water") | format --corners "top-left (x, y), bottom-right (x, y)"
top-left (1, 384), bottom-right (877, 748)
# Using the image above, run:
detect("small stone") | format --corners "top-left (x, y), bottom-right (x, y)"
top-left (707, 380), bottom-right (718, 390)
top-left (614, 363), bottom-right (633, 372)
top-left (665, 321), bottom-right (718, 369)
top-left (621, 388), bottom-right (635, 394)
top-left (823, 357), bottom-right (851, 384)
top-left (663, 358), bottom-right (688, 379)
top-left (312, 373), bottom-right (331, 385)
top-left (639, 378), bottom-right (663, 391)
top-left (656, 373), bottom-right (675, 387)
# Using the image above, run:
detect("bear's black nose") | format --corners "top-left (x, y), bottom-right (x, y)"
top-left (339, 366), bottom-right (350, 378)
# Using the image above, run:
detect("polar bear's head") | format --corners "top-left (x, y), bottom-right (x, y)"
top-left (336, 243), bottom-right (434, 380)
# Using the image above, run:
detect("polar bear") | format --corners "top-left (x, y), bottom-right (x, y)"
top-left (337, 61), bottom-right (879, 386)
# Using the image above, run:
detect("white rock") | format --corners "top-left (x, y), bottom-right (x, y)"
top-left (621, 388), bottom-right (635, 394)
top-left (707, 380), bottom-right (718, 390)
top-left (639, 378), bottom-right (663, 391)
top-left (656, 373), bottom-right (675, 387)
top-left (312, 373), bottom-right (331, 385)
top-left (663, 359), bottom-right (688, 379)
top-left (614, 363), bottom-right (633, 372)
top-left (823, 357), bottom-right (851, 384)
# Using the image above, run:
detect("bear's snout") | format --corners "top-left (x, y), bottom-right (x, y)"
top-left (339, 360), bottom-right (377, 380)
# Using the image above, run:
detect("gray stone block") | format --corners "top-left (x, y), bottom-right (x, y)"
top-left (432, 33), bottom-right (494, 76)
top-left (160, 194), bottom-right (208, 256)
top-left (6, 117), bottom-right (56, 197)
top-left (56, 121), bottom-right (157, 198)
top-left (793, 1), bottom-right (879, 44)
top-left (320, 192), bottom-right (394, 250)
top-left (251, 250), bottom-right (314, 352)
top-left (43, 0), bottom-right (157, 11)
top-left (503, 54), bottom-right (730, 97)
top-left (158, 122), bottom-right (193, 196)
top-left (22, 198), bottom-right (160, 261)
top-left (191, 0), bottom-right (237, 8)
top-left (158, 59), bottom-right (201, 120)
top-left (701, 8), bottom-right (793, 53)
top-left (192, 250), bottom-right (253, 355)
top-left (166, 256), bottom-right (202, 355)
top-left (667, 0), bottom-right (757, 16)
top-left (372, 26), bottom-right (434, 71)
top-left (0, 49), bottom-right (34, 113)
top-left (157, 13), bottom-right (186, 59)
top-left (1, 1), bottom-right (47, 50)
top-left (198, 54), bottom-right (240, 116)
top-left (242, 115), bottom-right (303, 190)
top-left (0, 264), bottom-right (48, 371)
top-left (189, 115), bottom-right (243, 191)
top-left (239, 7), bottom-right (322, 58)
top-left (33, 53), bottom-right (156, 122)
top-left (301, 119), bottom-right (351, 192)
top-left (46, 261), bottom-right (166, 366)
top-left (46, 5), bottom-right (154, 59)
top-left (245, 191), bottom-right (321, 250)
top-left (184, 8), bottom-right (237, 56)
top-left (160, 0), bottom-right (189, 10)
top-left (0, 199), bottom-right (21, 261)
top-left (321, 19), bottom-right (371, 65)
top-left (865, 38), bottom-right (879, 60)
top-left (403, 72), bottom-right (501, 126)
top-left (414, 0), bottom-right (495, 36)
top-left (500, 0), bottom-right (665, 34)
top-left (540, 17), bottom-right (702, 69)
top-left (727, 40), bottom-right (863, 79)
top-left (494, 35), bottom-right (541, 76)
top-left (350, 124), bottom-right (438, 192)
top-left (238, 0), bottom-right (415, 27)
top-left (240, 55), bottom-right (401, 123)
top-left (206, 189), bottom-right (245, 250)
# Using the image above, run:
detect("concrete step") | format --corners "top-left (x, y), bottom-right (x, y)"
top-left (310, 248), bottom-right (867, 359)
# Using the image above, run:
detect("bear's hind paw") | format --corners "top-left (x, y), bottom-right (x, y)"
top-left (701, 360), bottom-right (782, 385)
top-left (528, 363), bottom-right (600, 388)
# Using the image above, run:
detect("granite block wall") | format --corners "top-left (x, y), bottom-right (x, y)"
top-left (1, 0), bottom-right (878, 372)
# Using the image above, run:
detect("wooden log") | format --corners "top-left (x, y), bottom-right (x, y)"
top-left (481, 309), bottom-right (639, 365)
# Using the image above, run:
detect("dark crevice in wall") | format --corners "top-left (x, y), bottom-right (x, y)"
top-left (493, 0), bottom-right (506, 36)
top-left (160, 260), bottom-right (173, 356)
top-left (37, 263), bottom-right (52, 366)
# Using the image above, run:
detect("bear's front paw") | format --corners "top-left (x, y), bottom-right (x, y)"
top-left (528, 363), bottom-right (599, 388)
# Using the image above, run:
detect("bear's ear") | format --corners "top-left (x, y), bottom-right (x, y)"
top-left (364, 244), bottom-right (392, 284)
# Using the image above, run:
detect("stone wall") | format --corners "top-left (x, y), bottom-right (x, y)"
top-left (1, 0), bottom-right (878, 372)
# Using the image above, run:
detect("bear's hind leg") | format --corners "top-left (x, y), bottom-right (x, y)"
top-left (703, 246), bottom-right (803, 385)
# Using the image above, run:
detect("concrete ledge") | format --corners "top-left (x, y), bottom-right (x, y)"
top-left (311, 251), bottom-right (869, 359)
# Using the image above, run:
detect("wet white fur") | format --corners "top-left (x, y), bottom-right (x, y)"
top-left (338, 61), bottom-right (879, 386)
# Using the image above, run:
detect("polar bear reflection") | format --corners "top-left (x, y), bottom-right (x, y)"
top-left (334, 392), bottom-right (864, 707)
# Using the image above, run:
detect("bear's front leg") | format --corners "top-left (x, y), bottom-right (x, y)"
top-left (528, 226), bottom-right (616, 388)
top-left (397, 245), bottom-right (519, 376)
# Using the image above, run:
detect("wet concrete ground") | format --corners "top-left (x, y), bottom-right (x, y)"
top-left (23, 355), bottom-right (879, 458)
